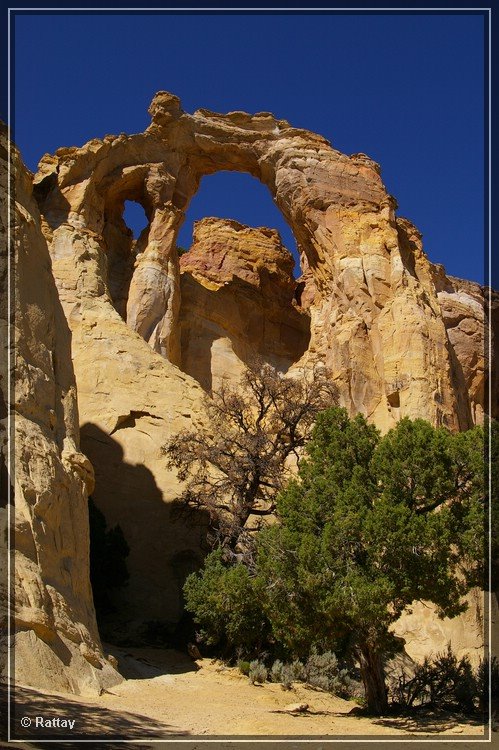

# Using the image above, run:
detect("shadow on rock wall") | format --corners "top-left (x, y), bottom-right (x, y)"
top-left (80, 423), bottom-right (208, 647)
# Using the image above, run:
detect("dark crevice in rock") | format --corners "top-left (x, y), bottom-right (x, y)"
top-left (110, 411), bottom-right (162, 434)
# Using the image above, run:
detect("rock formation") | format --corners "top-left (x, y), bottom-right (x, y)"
top-left (431, 265), bottom-right (496, 426)
top-left (0, 124), bottom-right (9, 689)
top-left (34, 91), bottom-right (488, 432)
top-left (1, 125), bottom-right (121, 694)
top-left (179, 217), bottom-right (310, 391)
top-left (26, 92), bottom-right (491, 646)
top-left (393, 588), bottom-right (497, 667)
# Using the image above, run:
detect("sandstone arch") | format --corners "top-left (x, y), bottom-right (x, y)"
top-left (30, 91), bottom-right (490, 637)
top-left (35, 90), bottom-right (470, 431)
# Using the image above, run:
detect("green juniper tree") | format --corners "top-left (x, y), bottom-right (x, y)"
top-left (183, 547), bottom-right (270, 656)
top-left (255, 409), bottom-right (484, 714)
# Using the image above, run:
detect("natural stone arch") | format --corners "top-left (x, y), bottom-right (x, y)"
top-left (30, 90), bottom-right (487, 640)
top-left (36, 90), bottom-right (468, 433)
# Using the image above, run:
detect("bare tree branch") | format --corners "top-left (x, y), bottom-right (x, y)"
top-left (164, 358), bottom-right (337, 552)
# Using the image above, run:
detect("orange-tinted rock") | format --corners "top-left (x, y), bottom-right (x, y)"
top-left (432, 265), bottom-right (498, 424)
top-left (34, 91), bottom-right (474, 433)
top-left (179, 218), bottom-right (310, 391)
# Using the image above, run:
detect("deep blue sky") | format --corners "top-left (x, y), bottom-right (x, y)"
top-left (13, 11), bottom-right (485, 282)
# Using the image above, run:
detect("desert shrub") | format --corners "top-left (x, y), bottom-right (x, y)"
top-left (268, 650), bottom-right (355, 697)
top-left (290, 658), bottom-right (307, 681)
top-left (280, 664), bottom-right (296, 690)
top-left (304, 647), bottom-right (354, 698)
top-left (389, 645), bottom-right (476, 712)
top-left (270, 659), bottom-right (285, 683)
top-left (238, 660), bottom-right (251, 676)
top-left (249, 659), bottom-right (268, 684)
top-left (270, 660), bottom-right (296, 689)
top-left (474, 656), bottom-right (499, 713)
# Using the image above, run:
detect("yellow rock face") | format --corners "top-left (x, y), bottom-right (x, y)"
top-left (28, 92), bottom-right (490, 650)
top-left (1, 126), bottom-right (121, 694)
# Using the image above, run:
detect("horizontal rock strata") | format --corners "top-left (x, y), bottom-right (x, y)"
top-left (179, 217), bottom-right (310, 391)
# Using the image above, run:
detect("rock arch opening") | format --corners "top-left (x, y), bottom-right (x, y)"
top-left (178, 171), bottom-right (302, 277)
top-left (103, 191), bottom-right (152, 322)
top-left (176, 172), bottom-right (311, 392)
top-left (29, 92), bottom-right (478, 657)
top-left (99, 166), bottom-right (312, 392)
top-left (123, 199), bottom-right (149, 239)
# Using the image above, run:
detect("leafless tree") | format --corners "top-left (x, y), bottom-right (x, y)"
top-left (164, 359), bottom-right (337, 556)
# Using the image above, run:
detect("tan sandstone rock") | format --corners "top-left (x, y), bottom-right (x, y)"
top-left (42, 218), bottom-right (209, 640)
top-left (34, 91), bottom-right (473, 434)
top-left (179, 217), bottom-right (310, 391)
top-left (393, 588), bottom-right (498, 665)
top-left (30, 92), bottom-right (489, 648)
top-left (0, 125), bottom-right (121, 694)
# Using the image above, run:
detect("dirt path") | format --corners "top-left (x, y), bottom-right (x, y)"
top-left (11, 647), bottom-right (486, 743)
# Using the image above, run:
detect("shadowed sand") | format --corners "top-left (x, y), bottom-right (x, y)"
top-left (4, 647), bottom-right (488, 746)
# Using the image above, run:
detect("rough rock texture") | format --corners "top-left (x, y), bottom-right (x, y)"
top-left (39, 218), bottom-right (209, 640)
top-left (431, 265), bottom-right (498, 425)
top-left (1, 127), bottom-right (121, 694)
top-left (393, 589), bottom-right (497, 666)
top-left (34, 91), bottom-right (481, 434)
top-left (31, 92), bottom-right (490, 645)
top-left (179, 218), bottom-right (310, 391)
top-left (0, 124), bottom-right (9, 683)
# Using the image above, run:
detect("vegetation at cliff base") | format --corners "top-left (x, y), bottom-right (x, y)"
top-left (183, 405), bottom-right (485, 715)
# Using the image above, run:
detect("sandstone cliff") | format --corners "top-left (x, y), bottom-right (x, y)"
top-left (431, 265), bottom-right (497, 426)
top-left (34, 91), bottom-right (485, 434)
top-left (179, 217), bottom-right (494, 432)
top-left (1, 126), bottom-right (120, 695)
top-left (29, 92), bottom-right (490, 648)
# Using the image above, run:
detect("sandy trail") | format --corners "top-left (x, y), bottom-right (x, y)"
top-left (10, 647), bottom-right (486, 744)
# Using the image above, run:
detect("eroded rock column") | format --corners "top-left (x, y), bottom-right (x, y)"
top-left (2, 130), bottom-right (120, 695)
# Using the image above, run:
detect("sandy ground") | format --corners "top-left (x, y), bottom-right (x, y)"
top-left (9, 647), bottom-right (488, 745)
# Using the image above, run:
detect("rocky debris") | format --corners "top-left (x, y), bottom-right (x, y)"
top-left (1, 126), bottom-right (121, 694)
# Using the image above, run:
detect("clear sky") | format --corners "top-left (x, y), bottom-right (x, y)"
top-left (13, 11), bottom-right (486, 283)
